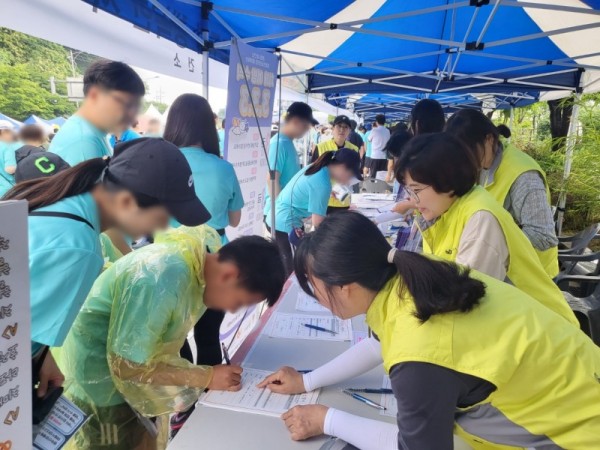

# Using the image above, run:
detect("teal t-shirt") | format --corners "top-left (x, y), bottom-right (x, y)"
top-left (29, 192), bottom-right (104, 354)
top-left (170, 147), bottom-right (244, 241)
top-left (217, 129), bottom-right (225, 157)
top-left (0, 142), bottom-right (18, 197)
top-left (264, 133), bottom-right (301, 218)
top-left (49, 115), bottom-right (112, 166)
top-left (365, 130), bottom-right (373, 158)
top-left (109, 129), bottom-right (140, 148)
top-left (275, 165), bottom-right (331, 233)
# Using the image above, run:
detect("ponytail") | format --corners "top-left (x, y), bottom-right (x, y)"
top-left (294, 211), bottom-right (486, 322)
top-left (389, 250), bottom-right (485, 322)
top-left (305, 151), bottom-right (336, 176)
top-left (2, 158), bottom-right (107, 211)
top-left (496, 124), bottom-right (511, 139)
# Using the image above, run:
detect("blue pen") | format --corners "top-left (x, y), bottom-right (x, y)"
top-left (303, 323), bottom-right (337, 335)
top-left (343, 389), bottom-right (387, 411)
top-left (298, 370), bottom-right (312, 374)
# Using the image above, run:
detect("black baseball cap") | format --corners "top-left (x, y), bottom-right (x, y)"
top-left (333, 115), bottom-right (352, 127)
top-left (15, 151), bottom-right (70, 183)
top-left (108, 138), bottom-right (211, 226)
top-left (333, 148), bottom-right (363, 181)
top-left (287, 102), bottom-right (318, 125)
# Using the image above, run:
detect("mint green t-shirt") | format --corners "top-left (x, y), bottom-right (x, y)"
top-left (274, 165), bottom-right (331, 233)
top-left (264, 133), bottom-right (301, 218)
top-left (365, 130), bottom-right (373, 158)
top-left (29, 192), bottom-right (103, 354)
top-left (170, 147), bottom-right (244, 242)
top-left (0, 142), bottom-right (17, 197)
top-left (49, 115), bottom-right (112, 166)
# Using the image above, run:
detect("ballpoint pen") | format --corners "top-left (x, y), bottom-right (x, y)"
top-left (343, 389), bottom-right (387, 411)
top-left (345, 388), bottom-right (393, 394)
top-left (303, 323), bottom-right (338, 335)
top-left (221, 342), bottom-right (231, 365)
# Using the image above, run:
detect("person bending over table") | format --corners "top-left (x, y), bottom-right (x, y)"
top-left (258, 212), bottom-right (600, 450)
top-left (59, 226), bottom-right (286, 449)
top-left (269, 148), bottom-right (362, 276)
top-left (394, 132), bottom-right (576, 325)
top-left (445, 109), bottom-right (559, 278)
top-left (3, 138), bottom-right (207, 409)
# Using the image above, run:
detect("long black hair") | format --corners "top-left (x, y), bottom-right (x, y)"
top-left (2, 158), bottom-right (159, 211)
top-left (410, 99), bottom-right (445, 135)
top-left (294, 212), bottom-right (485, 322)
top-left (445, 109), bottom-right (511, 166)
top-left (163, 93), bottom-right (220, 157)
top-left (305, 149), bottom-right (358, 176)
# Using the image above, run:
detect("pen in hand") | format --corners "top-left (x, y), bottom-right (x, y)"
top-left (221, 342), bottom-right (231, 365)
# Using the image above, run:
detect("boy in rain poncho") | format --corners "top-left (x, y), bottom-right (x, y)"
top-left (59, 225), bottom-right (286, 449)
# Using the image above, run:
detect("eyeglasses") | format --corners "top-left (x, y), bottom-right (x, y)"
top-left (404, 185), bottom-right (431, 203)
top-left (107, 92), bottom-right (141, 112)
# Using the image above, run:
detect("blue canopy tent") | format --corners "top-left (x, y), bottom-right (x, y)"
top-left (15, 0), bottom-right (600, 231)
top-left (329, 91), bottom-right (540, 122)
top-left (23, 114), bottom-right (51, 126)
top-left (48, 116), bottom-right (67, 127)
top-left (0, 113), bottom-right (23, 129)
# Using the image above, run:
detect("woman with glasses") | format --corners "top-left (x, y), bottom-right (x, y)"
top-left (445, 109), bottom-right (559, 277)
top-left (395, 132), bottom-right (576, 325)
top-left (258, 212), bottom-right (600, 450)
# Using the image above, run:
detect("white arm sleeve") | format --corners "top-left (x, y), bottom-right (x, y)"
top-left (303, 337), bottom-right (383, 392)
top-left (324, 408), bottom-right (398, 450)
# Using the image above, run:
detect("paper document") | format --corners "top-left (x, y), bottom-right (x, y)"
top-left (379, 376), bottom-right (398, 418)
top-left (33, 396), bottom-right (88, 450)
top-left (199, 368), bottom-right (320, 417)
top-left (295, 291), bottom-right (330, 313)
top-left (268, 313), bottom-right (352, 341)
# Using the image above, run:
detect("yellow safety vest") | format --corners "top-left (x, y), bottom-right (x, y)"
top-left (315, 139), bottom-right (359, 207)
top-left (419, 186), bottom-right (577, 326)
top-left (366, 274), bottom-right (600, 449)
top-left (483, 145), bottom-right (558, 278)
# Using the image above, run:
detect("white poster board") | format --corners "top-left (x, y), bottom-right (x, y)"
top-left (0, 200), bottom-right (32, 447)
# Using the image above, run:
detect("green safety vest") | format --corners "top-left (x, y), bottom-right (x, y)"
top-left (483, 145), bottom-right (558, 278)
top-left (419, 186), bottom-right (577, 326)
top-left (367, 273), bottom-right (600, 449)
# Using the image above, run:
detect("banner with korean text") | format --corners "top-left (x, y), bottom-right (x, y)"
top-left (224, 39), bottom-right (277, 239)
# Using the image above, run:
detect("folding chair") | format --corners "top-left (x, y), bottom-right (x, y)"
top-left (359, 179), bottom-right (391, 194)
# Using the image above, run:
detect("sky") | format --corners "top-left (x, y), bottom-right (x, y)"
top-left (133, 66), bottom-right (228, 113)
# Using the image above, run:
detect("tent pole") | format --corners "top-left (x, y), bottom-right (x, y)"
top-left (270, 52), bottom-right (283, 242)
top-left (509, 106), bottom-right (514, 143)
top-left (201, 2), bottom-right (211, 100)
top-left (556, 93), bottom-right (581, 236)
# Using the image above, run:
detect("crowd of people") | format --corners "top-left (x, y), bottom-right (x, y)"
top-left (1, 58), bottom-right (599, 449)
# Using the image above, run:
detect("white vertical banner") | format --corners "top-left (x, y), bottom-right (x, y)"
top-left (0, 201), bottom-right (32, 447)
top-left (224, 40), bottom-right (278, 240)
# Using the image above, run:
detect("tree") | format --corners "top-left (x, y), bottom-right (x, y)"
top-left (0, 28), bottom-right (78, 119)
top-left (548, 97), bottom-right (574, 151)
top-left (0, 65), bottom-right (76, 120)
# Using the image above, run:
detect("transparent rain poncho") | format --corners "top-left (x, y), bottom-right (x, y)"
top-left (60, 225), bottom-right (222, 425)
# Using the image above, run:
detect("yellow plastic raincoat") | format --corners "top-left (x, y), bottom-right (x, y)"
top-left (60, 225), bottom-right (221, 426)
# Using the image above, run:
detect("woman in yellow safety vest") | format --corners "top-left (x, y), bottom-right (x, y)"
top-left (312, 115), bottom-right (359, 214)
top-left (445, 109), bottom-right (559, 277)
top-left (258, 212), bottom-right (600, 450)
top-left (393, 132), bottom-right (576, 325)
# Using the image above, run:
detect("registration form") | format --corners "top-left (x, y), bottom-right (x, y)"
top-left (267, 313), bottom-right (353, 341)
top-left (198, 368), bottom-right (320, 417)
